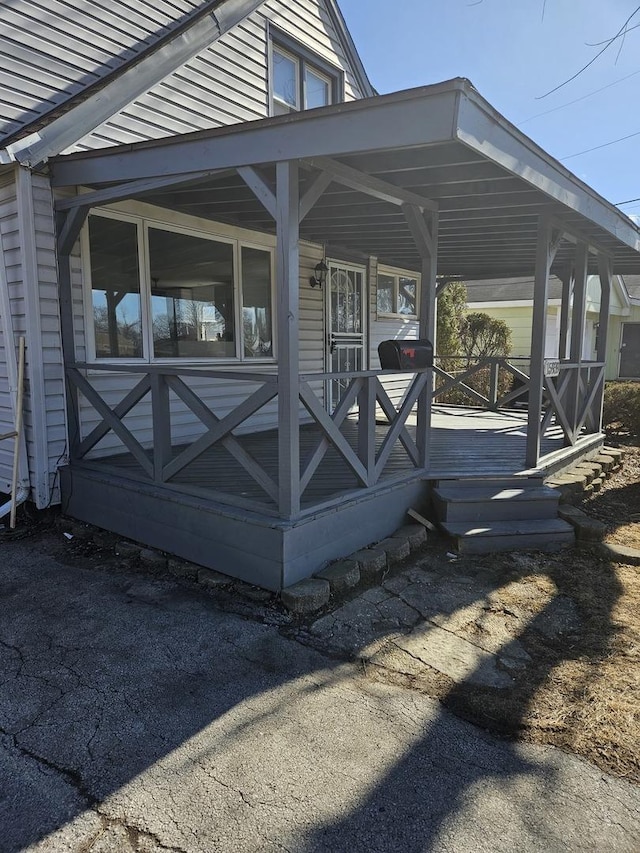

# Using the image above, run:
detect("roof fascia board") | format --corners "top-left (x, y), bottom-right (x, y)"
top-left (323, 0), bottom-right (375, 98)
top-left (455, 87), bottom-right (640, 255)
top-left (6, 0), bottom-right (265, 168)
top-left (50, 86), bottom-right (461, 187)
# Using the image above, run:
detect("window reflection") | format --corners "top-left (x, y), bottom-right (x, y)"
top-left (241, 247), bottom-right (272, 357)
top-left (89, 216), bottom-right (142, 358)
top-left (149, 229), bottom-right (235, 359)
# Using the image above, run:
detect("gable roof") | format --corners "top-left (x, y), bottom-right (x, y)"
top-left (0, 0), bottom-right (374, 164)
top-left (621, 275), bottom-right (640, 300)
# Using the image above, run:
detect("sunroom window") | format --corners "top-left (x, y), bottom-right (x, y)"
top-left (270, 34), bottom-right (340, 116)
top-left (377, 269), bottom-right (419, 319)
top-left (86, 214), bottom-right (273, 362)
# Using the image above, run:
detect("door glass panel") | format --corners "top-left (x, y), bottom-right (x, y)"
top-left (149, 228), bottom-right (235, 359)
top-left (331, 268), bottom-right (361, 334)
top-left (305, 67), bottom-right (330, 109)
top-left (241, 246), bottom-right (272, 358)
top-left (88, 215), bottom-right (142, 358)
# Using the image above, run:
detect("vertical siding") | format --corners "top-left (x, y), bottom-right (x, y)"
top-left (71, 0), bottom-right (366, 151)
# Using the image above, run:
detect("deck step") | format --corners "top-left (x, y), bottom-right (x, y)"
top-left (433, 483), bottom-right (560, 522)
top-left (441, 518), bottom-right (575, 554)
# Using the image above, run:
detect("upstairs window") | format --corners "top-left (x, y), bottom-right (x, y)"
top-left (270, 29), bottom-right (342, 117)
top-left (377, 268), bottom-right (419, 319)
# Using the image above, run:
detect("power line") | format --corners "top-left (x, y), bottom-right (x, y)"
top-left (617, 197), bottom-right (640, 205)
top-left (561, 128), bottom-right (640, 161)
top-left (537, 4), bottom-right (640, 99)
top-left (518, 68), bottom-right (640, 125)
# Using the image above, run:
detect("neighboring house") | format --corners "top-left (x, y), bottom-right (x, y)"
top-left (609, 275), bottom-right (640, 380)
top-left (1, 0), bottom-right (640, 587)
top-left (464, 274), bottom-right (631, 377)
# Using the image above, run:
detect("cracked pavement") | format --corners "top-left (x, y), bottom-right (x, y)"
top-left (1, 533), bottom-right (639, 852)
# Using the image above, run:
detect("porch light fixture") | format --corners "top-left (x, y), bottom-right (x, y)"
top-left (309, 259), bottom-right (328, 288)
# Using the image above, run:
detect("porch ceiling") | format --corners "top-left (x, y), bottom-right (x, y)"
top-left (51, 78), bottom-right (640, 280)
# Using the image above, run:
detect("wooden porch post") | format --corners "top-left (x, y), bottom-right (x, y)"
top-left (559, 268), bottom-right (573, 359)
top-left (275, 161), bottom-right (301, 518)
top-left (57, 206), bottom-right (90, 461)
top-left (403, 205), bottom-right (438, 467)
top-left (596, 254), bottom-right (612, 430)
top-left (526, 216), bottom-right (553, 468)
top-left (568, 243), bottom-right (588, 433)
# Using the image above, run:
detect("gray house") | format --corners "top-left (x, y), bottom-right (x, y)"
top-left (1, 0), bottom-right (640, 589)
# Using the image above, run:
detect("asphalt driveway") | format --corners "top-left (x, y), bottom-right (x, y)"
top-left (1, 532), bottom-right (638, 852)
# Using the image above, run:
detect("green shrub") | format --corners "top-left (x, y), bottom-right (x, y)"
top-left (602, 382), bottom-right (640, 437)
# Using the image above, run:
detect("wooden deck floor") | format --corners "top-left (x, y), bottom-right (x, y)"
top-left (80, 406), bottom-right (602, 514)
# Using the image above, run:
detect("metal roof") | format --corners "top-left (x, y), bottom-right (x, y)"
top-left (51, 78), bottom-right (640, 280)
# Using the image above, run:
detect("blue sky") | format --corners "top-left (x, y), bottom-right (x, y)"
top-left (339, 0), bottom-right (640, 217)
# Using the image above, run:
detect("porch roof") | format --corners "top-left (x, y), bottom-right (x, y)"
top-left (51, 77), bottom-right (640, 280)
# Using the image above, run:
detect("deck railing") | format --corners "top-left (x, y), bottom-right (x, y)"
top-left (432, 355), bottom-right (606, 459)
top-left (65, 363), bottom-right (430, 518)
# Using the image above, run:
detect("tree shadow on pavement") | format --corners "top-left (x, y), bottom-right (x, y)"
top-left (0, 531), bottom-right (630, 852)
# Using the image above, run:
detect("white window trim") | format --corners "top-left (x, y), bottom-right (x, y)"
top-left (82, 209), bottom-right (277, 366)
top-left (376, 265), bottom-right (420, 320)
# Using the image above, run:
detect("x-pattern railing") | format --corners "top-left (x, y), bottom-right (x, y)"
top-left (66, 363), bottom-right (430, 517)
top-left (540, 361), bottom-right (605, 447)
top-left (433, 356), bottom-right (531, 410)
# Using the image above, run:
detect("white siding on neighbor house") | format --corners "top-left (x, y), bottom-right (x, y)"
top-left (70, 0), bottom-right (366, 151)
top-left (0, 0), bottom-right (206, 145)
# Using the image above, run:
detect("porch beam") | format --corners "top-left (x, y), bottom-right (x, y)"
top-left (55, 170), bottom-right (233, 212)
top-left (302, 157), bottom-right (438, 211)
top-left (596, 255), bottom-right (612, 364)
top-left (276, 161), bottom-right (301, 518)
top-left (568, 243), bottom-right (589, 437)
top-left (237, 166), bottom-right (277, 219)
top-left (57, 205), bottom-right (90, 256)
top-left (526, 215), bottom-right (554, 468)
top-left (299, 171), bottom-right (333, 223)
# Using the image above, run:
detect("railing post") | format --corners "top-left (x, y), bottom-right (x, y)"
top-left (151, 372), bottom-right (171, 482)
top-left (489, 359), bottom-right (500, 410)
top-left (596, 254), bottom-right (612, 433)
top-left (358, 375), bottom-right (376, 486)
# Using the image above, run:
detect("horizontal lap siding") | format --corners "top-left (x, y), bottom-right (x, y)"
top-left (0, 178), bottom-right (17, 491)
top-left (32, 173), bottom-right (66, 500)
top-left (0, 0), bottom-right (204, 144)
top-left (71, 0), bottom-right (366, 151)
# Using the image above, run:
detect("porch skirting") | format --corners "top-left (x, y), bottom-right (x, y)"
top-left (60, 465), bottom-right (428, 590)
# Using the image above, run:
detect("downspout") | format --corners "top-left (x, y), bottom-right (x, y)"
top-left (0, 170), bottom-right (30, 514)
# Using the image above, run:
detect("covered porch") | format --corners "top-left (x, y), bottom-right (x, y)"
top-left (52, 79), bottom-right (640, 588)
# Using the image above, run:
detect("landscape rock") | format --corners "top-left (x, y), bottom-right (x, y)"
top-left (392, 524), bottom-right (427, 549)
top-left (281, 578), bottom-right (330, 614)
top-left (316, 559), bottom-right (360, 593)
top-left (377, 537), bottom-right (410, 565)
top-left (350, 548), bottom-right (387, 579)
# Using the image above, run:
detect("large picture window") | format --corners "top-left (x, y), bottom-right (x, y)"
top-left (85, 213), bottom-right (274, 362)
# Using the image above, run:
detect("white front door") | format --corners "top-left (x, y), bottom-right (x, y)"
top-left (325, 261), bottom-right (367, 410)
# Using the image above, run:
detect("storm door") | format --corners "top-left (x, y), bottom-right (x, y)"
top-left (325, 262), bottom-right (367, 411)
